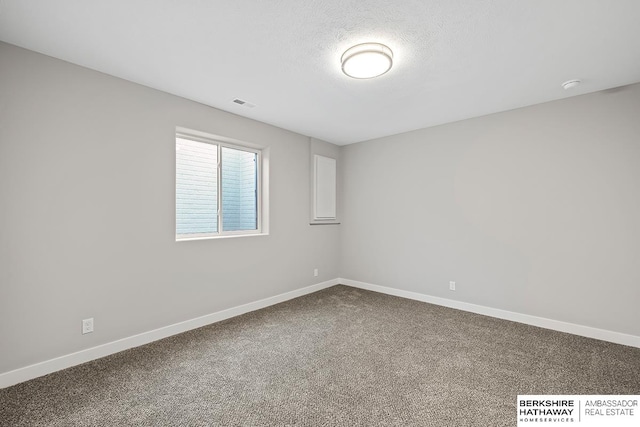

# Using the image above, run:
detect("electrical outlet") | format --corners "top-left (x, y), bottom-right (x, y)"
top-left (449, 281), bottom-right (456, 291)
top-left (82, 318), bottom-right (94, 334)
top-left (313, 268), bottom-right (319, 277)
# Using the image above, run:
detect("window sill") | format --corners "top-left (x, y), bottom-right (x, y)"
top-left (176, 233), bottom-right (269, 242)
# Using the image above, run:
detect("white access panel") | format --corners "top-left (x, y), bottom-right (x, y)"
top-left (314, 155), bottom-right (336, 220)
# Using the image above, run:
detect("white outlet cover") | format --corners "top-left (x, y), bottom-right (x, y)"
top-left (82, 318), bottom-right (94, 334)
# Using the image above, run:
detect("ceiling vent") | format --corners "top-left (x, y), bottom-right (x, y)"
top-left (232, 98), bottom-right (256, 108)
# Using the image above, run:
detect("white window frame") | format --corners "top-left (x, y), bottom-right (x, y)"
top-left (176, 130), bottom-right (264, 241)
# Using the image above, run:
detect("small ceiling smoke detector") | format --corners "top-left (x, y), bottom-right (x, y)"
top-left (562, 79), bottom-right (581, 90)
top-left (341, 43), bottom-right (393, 79)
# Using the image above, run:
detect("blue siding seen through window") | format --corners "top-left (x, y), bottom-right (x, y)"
top-left (176, 138), bottom-right (218, 235)
top-left (222, 147), bottom-right (258, 231)
top-left (176, 136), bottom-right (259, 238)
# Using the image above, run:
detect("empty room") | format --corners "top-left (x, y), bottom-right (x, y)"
top-left (1, 1), bottom-right (639, 426)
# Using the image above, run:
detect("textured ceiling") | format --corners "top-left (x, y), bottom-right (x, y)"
top-left (1, 0), bottom-right (639, 145)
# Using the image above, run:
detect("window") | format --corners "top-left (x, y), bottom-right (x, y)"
top-left (176, 134), bottom-right (261, 240)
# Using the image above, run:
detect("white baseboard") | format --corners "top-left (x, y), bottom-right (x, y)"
top-left (3, 277), bottom-right (637, 389)
top-left (339, 278), bottom-right (640, 349)
top-left (0, 278), bottom-right (340, 389)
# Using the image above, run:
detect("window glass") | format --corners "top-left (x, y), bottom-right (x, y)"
top-left (176, 137), bottom-right (218, 235)
top-left (222, 147), bottom-right (258, 232)
top-left (176, 134), bottom-right (261, 240)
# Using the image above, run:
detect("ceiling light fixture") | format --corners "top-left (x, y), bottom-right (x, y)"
top-left (341, 43), bottom-right (393, 79)
top-left (562, 79), bottom-right (581, 90)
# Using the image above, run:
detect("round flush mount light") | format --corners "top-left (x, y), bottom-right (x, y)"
top-left (562, 79), bottom-right (581, 90)
top-left (341, 43), bottom-right (393, 79)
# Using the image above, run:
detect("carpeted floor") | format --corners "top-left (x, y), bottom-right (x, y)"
top-left (1, 285), bottom-right (639, 426)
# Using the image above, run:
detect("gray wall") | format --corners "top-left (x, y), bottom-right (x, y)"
top-left (0, 42), bottom-right (340, 374)
top-left (2, 40), bottom-right (639, 377)
top-left (340, 84), bottom-right (640, 337)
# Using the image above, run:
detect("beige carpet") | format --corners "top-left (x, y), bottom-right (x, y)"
top-left (1, 285), bottom-right (639, 426)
